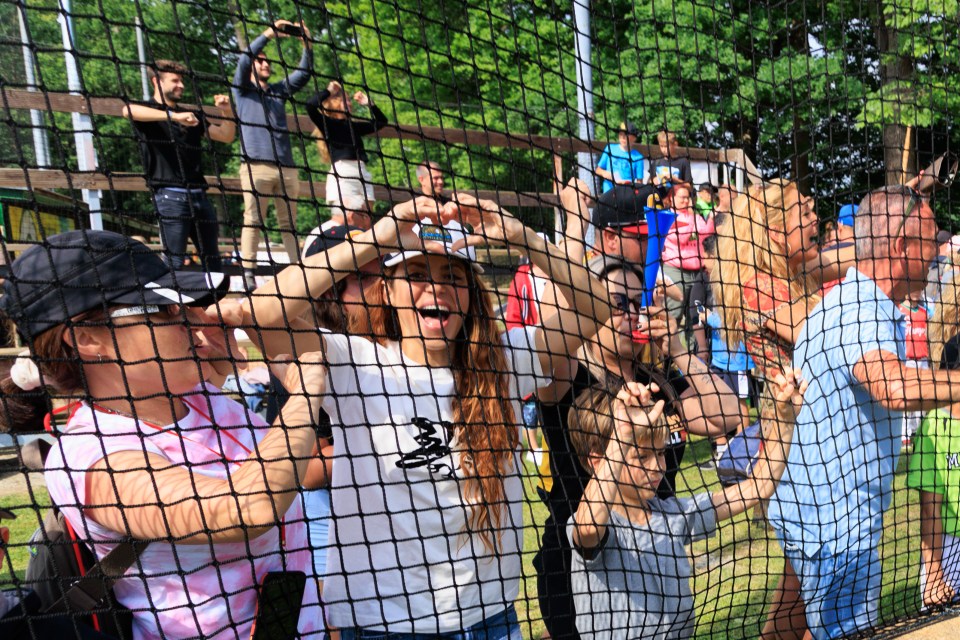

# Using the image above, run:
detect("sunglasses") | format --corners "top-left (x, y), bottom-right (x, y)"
top-left (611, 292), bottom-right (644, 316)
top-left (891, 187), bottom-right (925, 241)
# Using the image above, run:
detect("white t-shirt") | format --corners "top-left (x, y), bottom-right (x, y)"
top-left (43, 384), bottom-right (321, 640)
top-left (320, 326), bottom-right (547, 632)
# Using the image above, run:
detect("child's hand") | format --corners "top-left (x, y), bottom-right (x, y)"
top-left (612, 382), bottom-right (666, 447)
top-left (769, 369), bottom-right (807, 422)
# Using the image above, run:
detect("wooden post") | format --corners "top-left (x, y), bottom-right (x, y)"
top-left (900, 125), bottom-right (913, 185)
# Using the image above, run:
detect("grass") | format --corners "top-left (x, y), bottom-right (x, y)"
top-left (0, 451), bottom-right (932, 639)
top-left (1, 486), bottom-right (50, 584)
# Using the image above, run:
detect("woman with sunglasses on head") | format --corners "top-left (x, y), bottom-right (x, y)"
top-left (232, 185), bottom-right (615, 638)
top-left (534, 247), bottom-right (743, 640)
top-left (0, 231), bottom-right (328, 640)
top-left (712, 180), bottom-right (827, 639)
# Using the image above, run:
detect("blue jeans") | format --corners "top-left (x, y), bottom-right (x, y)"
top-left (780, 540), bottom-right (881, 640)
top-left (339, 606), bottom-right (521, 640)
top-left (153, 188), bottom-right (222, 271)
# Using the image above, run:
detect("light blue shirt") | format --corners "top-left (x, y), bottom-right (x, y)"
top-left (768, 268), bottom-right (905, 557)
top-left (596, 143), bottom-right (645, 193)
top-left (706, 311), bottom-right (753, 372)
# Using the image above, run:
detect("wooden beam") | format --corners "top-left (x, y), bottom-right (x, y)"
top-left (2, 88), bottom-right (742, 162)
top-left (0, 168), bottom-right (559, 207)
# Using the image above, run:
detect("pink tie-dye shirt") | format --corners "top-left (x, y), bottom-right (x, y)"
top-left (44, 383), bottom-right (321, 640)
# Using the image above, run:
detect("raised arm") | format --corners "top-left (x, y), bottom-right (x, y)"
top-left (206, 94), bottom-right (236, 143)
top-left (445, 190), bottom-right (614, 377)
top-left (281, 24), bottom-right (314, 95)
top-left (234, 31), bottom-right (270, 89)
top-left (806, 242), bottom-right (856, 287)
top-left (235, 197), bottom-right (441, 358)
top-left (83, 353), bottom-right (327, 544)
top-left (572, 384), bottom-right (665, 552)
top-left (713, 371), bottom-right (805, 521)
top-left (305, 88), bottom-right (331, 127)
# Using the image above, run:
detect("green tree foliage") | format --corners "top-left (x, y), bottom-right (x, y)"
top-left (2, 0), bottom-right (959, 229)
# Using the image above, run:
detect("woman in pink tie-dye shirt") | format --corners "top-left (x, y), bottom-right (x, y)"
top-left (0, 231), bottom-right (326, 639)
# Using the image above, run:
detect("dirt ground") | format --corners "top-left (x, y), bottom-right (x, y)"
top-left (890, 616), bottom-right (960, 639)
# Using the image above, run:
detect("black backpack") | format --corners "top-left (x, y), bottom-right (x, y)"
top-left (21, 439), bottom-right (144, 640)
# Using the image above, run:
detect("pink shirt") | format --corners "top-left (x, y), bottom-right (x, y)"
top-left (44, 384), bottom-right (321, 640)
top-left (661, 210), bottom-right (715, 271)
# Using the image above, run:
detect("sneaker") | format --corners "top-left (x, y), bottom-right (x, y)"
top-left (714, 443), bottom-right (728, 462)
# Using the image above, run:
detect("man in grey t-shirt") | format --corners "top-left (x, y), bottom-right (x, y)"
top-left (233, 19), bottom-right (313, 289)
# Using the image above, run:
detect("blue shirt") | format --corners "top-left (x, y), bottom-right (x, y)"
top-left (596, 143), bottom-right (645, 193)
top-left (768, 268), bottom-right (905, 557)
top-left (705, 311), bottom-right (752, 372)
top-left (233, 35), bottom-right (313, 166)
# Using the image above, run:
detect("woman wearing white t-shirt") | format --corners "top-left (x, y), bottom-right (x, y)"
top-left (0, 231), bottom-right (328, 640)
top-left (236, 186), bottom-right (613, 637)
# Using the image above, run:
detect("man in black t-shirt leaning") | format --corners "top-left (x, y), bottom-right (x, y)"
top-left (122, 60), bottom-right (236, 271)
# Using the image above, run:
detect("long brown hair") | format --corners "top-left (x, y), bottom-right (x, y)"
top-left (0, 322), bottom-right (84, 432)
top-left (351, 261), bottom-right (517, 551)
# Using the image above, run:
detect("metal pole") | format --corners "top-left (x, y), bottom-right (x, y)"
top-left (573, 0), bottom-right (595, 244)
top-left (136, 15), bottom-right (150, 100)
top-left (18, 3), bottom-right (50, 168)
top-left (58, 0), bottom-right (103, 230)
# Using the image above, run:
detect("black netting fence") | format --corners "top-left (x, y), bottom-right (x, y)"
top-left (1, 1), bottom-right (959, 639)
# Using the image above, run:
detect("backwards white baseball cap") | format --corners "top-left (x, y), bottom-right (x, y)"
top-left (382, 220), bottom-right (484, 273)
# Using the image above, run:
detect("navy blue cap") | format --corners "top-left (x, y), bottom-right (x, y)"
top-left (0, 230), bottom-right (228, 341)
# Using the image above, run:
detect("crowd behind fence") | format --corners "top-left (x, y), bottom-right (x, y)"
top-left (1, 2), bottom-right (960, 640)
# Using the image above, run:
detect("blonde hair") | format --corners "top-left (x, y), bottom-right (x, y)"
top-left (351, 262), bottom-right (517, 552)
top-left (657, 130), bottom-right (677, 145)
top-left (567, 384), bottom-right (669, 472)
top-left (929, 267), bottom-right (960, 368)
top-left (712, 179), bottom-right (815, 347)
top-left (311, 128), bottom-right (331, 164)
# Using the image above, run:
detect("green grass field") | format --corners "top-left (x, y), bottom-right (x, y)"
top-left (0, 442), bottom-right (929, 639)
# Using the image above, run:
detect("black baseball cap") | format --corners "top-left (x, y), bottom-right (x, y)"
top-left (594, 184), bottom-right (667, 234)
top-left (619, 121), bottom-right (640, 137)
top-left (0, 230), bottom-right (228, 341)
top-left (304, 225), bottom-right (364, 258)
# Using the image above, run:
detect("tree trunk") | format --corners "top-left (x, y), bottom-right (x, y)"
top-left (876, 9), bottom-right (915, 185)
top-left (226, 0), bottom-right (248, 51)
top-left (788, 18), bottom-right (811, 191)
